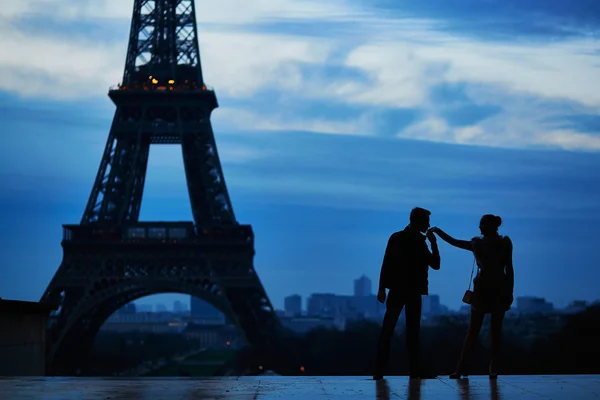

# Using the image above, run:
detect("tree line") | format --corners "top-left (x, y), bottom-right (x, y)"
top-left (231, 305), bottom-right (600, 376)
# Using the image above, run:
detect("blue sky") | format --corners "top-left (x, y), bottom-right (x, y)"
top-left (1, 0), bottom-right (599, 313)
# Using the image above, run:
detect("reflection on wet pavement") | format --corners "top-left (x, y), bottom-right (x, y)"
top-left (1, 375), bottom-right (598, 399)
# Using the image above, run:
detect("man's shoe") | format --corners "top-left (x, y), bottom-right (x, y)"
top-left (373, 374), bottom-right (383, 380)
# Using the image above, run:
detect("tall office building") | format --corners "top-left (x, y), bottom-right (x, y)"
top-left (173, 300), bottom-right (187, 313)
top-left (354, 275), bottom-right (372, 297)
top-left (307, 293), bottom-right (340, 317)
top-left (284, 294), bottom-right (302, 317)
top-left (422, 294), bottom-right (442, 316)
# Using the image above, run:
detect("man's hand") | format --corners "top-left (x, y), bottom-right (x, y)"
top-left (426, 228), bottom-right (437, 243)
top-left (377, 289), bottom-right (386, 303)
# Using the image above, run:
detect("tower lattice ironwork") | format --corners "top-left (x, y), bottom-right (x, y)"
top-left (41, 0), bottom-right (281, 375)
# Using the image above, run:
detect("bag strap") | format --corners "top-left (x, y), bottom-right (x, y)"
top-left (467, 257), bottom-right (476, 291)
top-left (468, 239), bottom-right (478, 290)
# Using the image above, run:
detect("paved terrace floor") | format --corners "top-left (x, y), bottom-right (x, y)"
top-left (1, 375), bottom-right (599, 399)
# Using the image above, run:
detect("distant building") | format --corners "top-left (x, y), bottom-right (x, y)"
top-left (307, 293), bottom-right (383, 320)
top-left (155, 303), bottom-right (167, 312)
top-left (136, 304), bottom-right (152, 313)
top-left (182, 323), bottom-right (243, 349)
top-left (116, 302), bottom-right (136, 314)
top-left (516, 296), bottom-right (554, 314)
top-left (562, 300), bottom-right (588, 314)
top-left (105, 312), bottom-right (173, 324)
top-left (307, 293), bottom-right (340, 318)
top-left (191, 297), bottom-right (225, 323)
top-left (102, 312), bottom-right (187, 333)
top-left (173, 300), bottom-right (188, 314)
top-left (422, 294), bottom-right (441, 316)
top-left (284, 295), bottom-right (302, 317)
top-left (280, 316), bottom-right (345, 334)
top-left (354, 275), bottom-right (372, 297)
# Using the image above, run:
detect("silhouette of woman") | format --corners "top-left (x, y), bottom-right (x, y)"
top-left (429, 214), bottom-right (514, 379)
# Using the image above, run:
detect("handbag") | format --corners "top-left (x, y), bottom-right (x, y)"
top-left (462, 257), bottom-right (476, 304)
top-left (462, 241), bottom-right (478, 305)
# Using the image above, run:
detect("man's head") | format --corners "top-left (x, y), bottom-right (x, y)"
top-left (409, 207), bottom-right (431, 233)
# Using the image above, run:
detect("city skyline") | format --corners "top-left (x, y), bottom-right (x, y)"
top-left (133, 273), bottom-right (595, 314)
top-left (1, 0), bottom-right (600, 313)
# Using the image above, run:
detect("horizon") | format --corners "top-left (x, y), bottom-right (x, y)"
top-left (1, 0), bottom-right (600, 313)
top-left (133, 282), bottom-right (597, 314)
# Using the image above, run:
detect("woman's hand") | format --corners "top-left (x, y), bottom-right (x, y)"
top-left (428, 227), bottom-right (441, 234)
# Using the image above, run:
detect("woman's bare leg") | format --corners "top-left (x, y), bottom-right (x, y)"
top-left (489, 311), bottom-right (505, 376)
top-left (451, 308), bottom-right (485, 378)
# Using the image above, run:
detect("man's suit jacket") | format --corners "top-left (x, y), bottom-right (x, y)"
top-left (378, 226), bottom-right (440, 295)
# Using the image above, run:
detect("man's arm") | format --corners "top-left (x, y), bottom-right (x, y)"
top-left (428, 242), bottom-right (441, 270)
top-left (378, 233), bottom-right (401, 291)
top-left (426, 230), bottom-right (441, 270)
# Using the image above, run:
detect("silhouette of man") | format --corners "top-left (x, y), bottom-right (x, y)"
top-left (374, 207), bottom-right (440, 380)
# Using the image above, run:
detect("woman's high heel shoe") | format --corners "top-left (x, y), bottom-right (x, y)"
top-left (488, 362), bottom-right (498, 379)
top-left (449, 367), bottom-right (469, 379)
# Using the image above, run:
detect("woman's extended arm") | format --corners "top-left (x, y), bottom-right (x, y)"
top-left (430, 227), bottom-right (473, 251)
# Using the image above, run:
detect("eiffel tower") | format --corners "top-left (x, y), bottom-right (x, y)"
top-left (41, 0), bottom-right (281, 375)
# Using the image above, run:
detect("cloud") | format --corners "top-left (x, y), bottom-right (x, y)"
top-left (2, 103), bottom-right (600, 222)
top-left (1, 0), bottom-right (599, 152)
top-left (0, 20), bottom-right (335, 100)
top-left (0, 22), bottom-right (124, 99)
top-left (199, 31), bottom-right (333, 98)
top-left (213, 108), bottom-right (375, 136)
top-left (355, 0), bottom-right (600, 40)
top-left (4, 0), bottom-right (598, 106)
top-left (538, 129), bottom-right (600, 151)
top-left (2, 0), bottom-right (359, 24)
top-left (341, 34), bottom-right (600, 109)
top-left (397, 112), bottom-right (600, 152)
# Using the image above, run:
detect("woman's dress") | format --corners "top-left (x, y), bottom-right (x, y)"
top-left (471, 235), bottom-right (513, 314)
